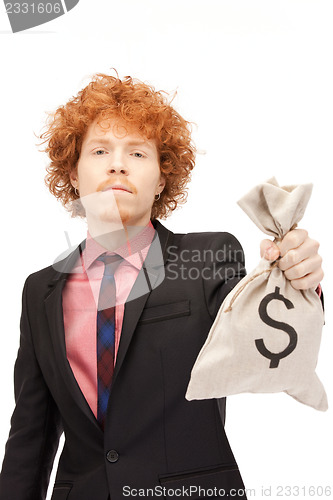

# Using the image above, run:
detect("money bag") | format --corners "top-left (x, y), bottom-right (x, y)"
top-left (186, 177), bottom-right (327, 411)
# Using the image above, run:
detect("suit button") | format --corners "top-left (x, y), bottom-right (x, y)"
top-left (106, 450), bottom-right (119, 463)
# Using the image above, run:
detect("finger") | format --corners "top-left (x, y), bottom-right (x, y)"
top-left (260, 239), bottom-right (271, 257)
top-left (279, 238), bottom-right (320, 271)
top-left (278, 229), bottom-right (308, 257)
top-left (281, 254), bottom-right (323, 281)
top-left (290, 268), bottom-right (325, 291)
top-left (260, 239), bottom-right (280, 261)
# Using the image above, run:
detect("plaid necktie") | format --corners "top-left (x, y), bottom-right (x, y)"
top-left (96, 252), bottom-right (122, 430)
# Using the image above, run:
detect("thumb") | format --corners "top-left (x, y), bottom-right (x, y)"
top-left (260, 239), bottom-right (280, 261)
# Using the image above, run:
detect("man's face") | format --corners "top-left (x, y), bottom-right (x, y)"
top-left (71, 118), bottom-right (165, 227)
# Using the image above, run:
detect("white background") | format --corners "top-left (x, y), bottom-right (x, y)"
top-left (0, 1), bottom-right (332, 499)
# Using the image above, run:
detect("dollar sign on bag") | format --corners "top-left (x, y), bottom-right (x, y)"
top-left (255, 286), bottom-right (298, 368)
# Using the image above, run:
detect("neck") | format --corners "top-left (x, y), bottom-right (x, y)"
top-left (86, 214), bottom-right (150, 252)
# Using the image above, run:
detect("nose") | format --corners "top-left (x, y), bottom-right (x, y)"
top-left (109, 165), bottom-right (128, 175)
top-left (107, 150), bottom-right (129, 176)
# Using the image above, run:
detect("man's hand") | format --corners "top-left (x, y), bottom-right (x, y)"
top-left (260, 229), bottom-right (324, 290)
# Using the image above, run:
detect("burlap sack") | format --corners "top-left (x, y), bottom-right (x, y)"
top-left (186, 178), bottom-right (327, 411)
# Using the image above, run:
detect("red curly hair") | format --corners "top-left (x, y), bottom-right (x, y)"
top-left (40, 72), bottom-right (196, 220)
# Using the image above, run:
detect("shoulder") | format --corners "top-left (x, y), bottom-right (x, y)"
top-left (162, 230), bottom-right (245, 269)
top-left (23, 242), bottom-right (83, 294)
top-left (172, 230), bottom-right (244, 254)
top-left (154, 220), bottom-right (244, 261)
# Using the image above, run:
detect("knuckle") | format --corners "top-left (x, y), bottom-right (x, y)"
top-left (289, 232), bottom-right (301, 248)
top-left (287, 249), bottom-right (298, 266)
top-left (298, 276), bottom-right (309, 290)
top-left (278, 259), bottom-right (287, 271)
top-left (311, 254), bottom-right (323, 273)
top-left (295, 263), bottom-right (305, 279)
top-left (283, 268), bottom-right (293, 281)
top-left (297, 227), bottom-right (308, 238)
top-left (291, 279), bottom-right (302, 290)
top-left (310, 238), bottom-right (320, 252)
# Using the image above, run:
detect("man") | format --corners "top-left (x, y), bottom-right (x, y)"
top-left (0, 73), bottom-right (323, 500)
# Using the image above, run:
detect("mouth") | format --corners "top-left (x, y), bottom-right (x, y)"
top-left (102, 184), bottom-right (133, 194)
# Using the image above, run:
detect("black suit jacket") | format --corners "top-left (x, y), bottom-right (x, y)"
top-left (0, 220), bottom-right (247, 500)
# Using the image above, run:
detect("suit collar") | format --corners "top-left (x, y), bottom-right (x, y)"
top-left (47, 219), bottom-right (173, 287)
top-left (84, 221), bottom-right (155, 271)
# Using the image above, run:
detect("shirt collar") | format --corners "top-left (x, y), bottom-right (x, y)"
top-left (83, 221), bottom-right (155, 271)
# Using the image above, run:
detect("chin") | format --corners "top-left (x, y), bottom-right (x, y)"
top-left (98, 209), bottom-right (120, 223)
top-left (97, 206), bottom-right (130, 224)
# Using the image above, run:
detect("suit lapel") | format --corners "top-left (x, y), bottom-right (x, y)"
top-left (111, 220), bottom-right (174, 387)
top-left (44, 240), bottom-right (103, 433)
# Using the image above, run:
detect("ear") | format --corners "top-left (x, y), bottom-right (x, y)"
top-left (69, 168), bottom-right (78, 188)
top-left (158, 174), bottom-right (166, 193)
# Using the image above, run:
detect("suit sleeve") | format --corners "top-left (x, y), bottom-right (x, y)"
top-left (203, 232), bottom-right (246, 320)
top-left (0, 276), bottom-right (63, 500)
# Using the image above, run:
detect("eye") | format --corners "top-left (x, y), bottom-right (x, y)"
top-left (132, 152), bottom-right (145, 158)
top-left (94, 149), bottom-right (106, 155)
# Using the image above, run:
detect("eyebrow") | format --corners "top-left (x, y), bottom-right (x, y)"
top-left (85, 137), bottom-right (155, 149)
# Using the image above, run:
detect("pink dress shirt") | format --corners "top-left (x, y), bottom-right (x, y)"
top-left (62, 222), bottom-right (155, 419)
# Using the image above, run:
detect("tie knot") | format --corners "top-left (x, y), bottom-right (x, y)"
top-left (97, 253), bottom-right (122, 276)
